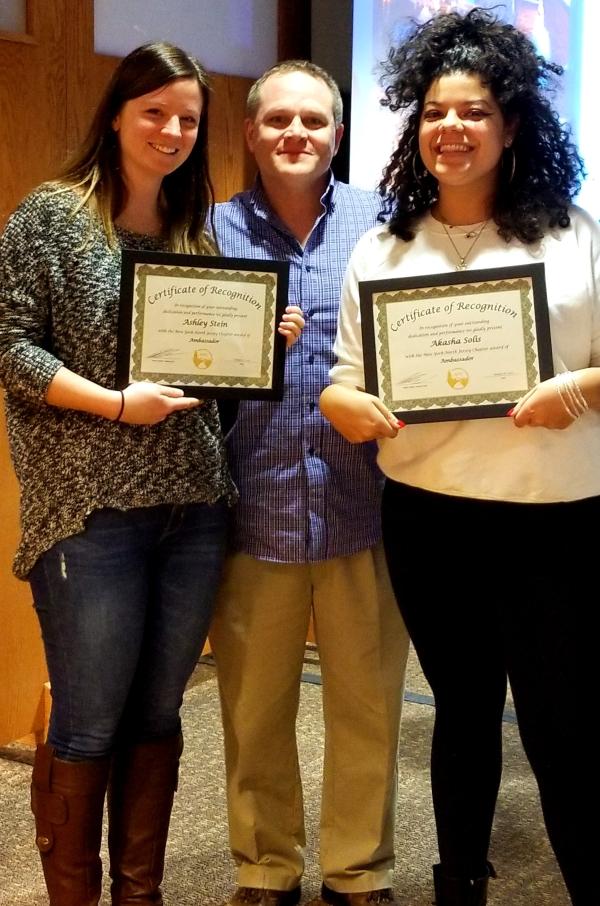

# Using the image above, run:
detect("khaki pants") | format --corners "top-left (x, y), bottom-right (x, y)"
top-left (209, 544), bottom-right (409, 892)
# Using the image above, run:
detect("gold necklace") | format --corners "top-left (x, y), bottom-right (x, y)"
top-left (441, 220), bottom-right (489, 270)
top-left (447, 221), bottom-right (487, 239)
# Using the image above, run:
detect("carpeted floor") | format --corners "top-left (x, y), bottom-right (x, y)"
top-left (0, 646), bottom-right (569, 905)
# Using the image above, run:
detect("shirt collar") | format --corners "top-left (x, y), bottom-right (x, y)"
top-left (248, 171), bottom-right (337, 222)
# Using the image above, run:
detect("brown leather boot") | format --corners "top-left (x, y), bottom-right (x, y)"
top-left (108, 732), bottom-right (184, 905)
top-left (30, 742), bottom-right (110, 906)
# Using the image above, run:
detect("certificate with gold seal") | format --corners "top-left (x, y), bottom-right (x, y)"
top-left (117, 250), bottom-right (289, 399)
top-left (359, 263), bottom-right (553, 423)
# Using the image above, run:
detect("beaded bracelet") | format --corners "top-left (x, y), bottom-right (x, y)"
top-left (114, 389), bottom-right (126, 422)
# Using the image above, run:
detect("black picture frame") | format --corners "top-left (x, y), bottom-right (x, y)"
top-left (359, 263), bottom-right (553, 423)
top-left (117, 249), bottom-right (289, 400)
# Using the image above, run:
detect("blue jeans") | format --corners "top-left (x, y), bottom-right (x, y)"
top-left (29, 502), bottom-right (228, 760)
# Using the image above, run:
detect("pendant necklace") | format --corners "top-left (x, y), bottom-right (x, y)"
top-left (441, 219), bottom-right (489, 270)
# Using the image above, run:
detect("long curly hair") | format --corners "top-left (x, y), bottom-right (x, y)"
top-left (378, 8), bottom-right (584, 243)
top-left (54, 42), bottom-right (215, 254)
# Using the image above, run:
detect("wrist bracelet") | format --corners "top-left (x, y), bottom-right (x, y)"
top-left (554, 371), bottom-right (588, 421)
top-left (115, 389), bottom-right (126, 422)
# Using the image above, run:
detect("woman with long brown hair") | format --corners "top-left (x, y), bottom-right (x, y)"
top-left (0, 42), bottom-right (233, 905)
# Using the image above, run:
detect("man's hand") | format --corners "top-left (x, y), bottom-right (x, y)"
top-left (278, 305), bottom-right (305, 347)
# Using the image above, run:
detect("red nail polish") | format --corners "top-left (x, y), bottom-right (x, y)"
top-left (506, 408), bottom-right (515, 417)
top-left (396, 420), bottom-right (406, 428)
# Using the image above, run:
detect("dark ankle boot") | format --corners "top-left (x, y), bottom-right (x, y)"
top-left (108, 732), bottom-right (184, 905)
top-left (433, 862), bottom-right (495, 906)
top-left (30, 742), bottom-right (110, 906)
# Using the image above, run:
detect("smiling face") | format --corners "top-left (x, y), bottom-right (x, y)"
top-left (245, 70), bottom-right (344, 193)
top-left (419, 71), bottom-right (517, 202)
top-left (112, 77), bottom-right (202, 186)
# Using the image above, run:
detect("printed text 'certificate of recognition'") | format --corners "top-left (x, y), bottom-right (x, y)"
top-left (117, 250), bottom-right (289, 400)
top-left (360, 263), bottom-right (553, 423)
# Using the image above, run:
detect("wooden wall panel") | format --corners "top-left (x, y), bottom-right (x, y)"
top-left (63, 0), bottom-right (96, 157)
top-left (209, 73), bottom-right (256, 201)
top-left (0, 395), bottom-right (48, 747)
top-left (0, 1), bottom-right (67, 225)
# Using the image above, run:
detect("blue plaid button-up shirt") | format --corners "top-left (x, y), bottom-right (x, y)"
top-left (213, 175), bottom-right (384, 562)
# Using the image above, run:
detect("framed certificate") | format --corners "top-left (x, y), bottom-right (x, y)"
top-left (360, 263), bottom-right (553, 423)
top-left (117, 250), bottom-right (289, 399)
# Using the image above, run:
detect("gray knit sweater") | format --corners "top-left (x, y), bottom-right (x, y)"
top-left (0, 185), bottom-right (236, 578)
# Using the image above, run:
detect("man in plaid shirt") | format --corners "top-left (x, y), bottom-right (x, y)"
top-left (210, 60), bottom-right (409, 906)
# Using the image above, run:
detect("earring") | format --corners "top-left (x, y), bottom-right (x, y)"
top-left (503, 146), bottom-right (516, 184)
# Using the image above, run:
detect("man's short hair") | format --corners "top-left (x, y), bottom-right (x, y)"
top-left (246, 60), bottom-right (343, 126)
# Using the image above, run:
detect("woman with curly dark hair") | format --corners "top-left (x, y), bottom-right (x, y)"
top-left (320, 9), bottom-right (597, 906)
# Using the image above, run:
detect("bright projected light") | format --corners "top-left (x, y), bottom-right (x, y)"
top-left (350, 0), bottom-right (598, 219)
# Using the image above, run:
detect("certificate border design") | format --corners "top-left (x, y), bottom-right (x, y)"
top-left (359, 263), bottom-right (553, 423)
top-left (117, 250), bottom-right (289, 400)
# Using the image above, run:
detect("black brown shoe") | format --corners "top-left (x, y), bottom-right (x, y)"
top-left (318, 884), bottom-right (395, 906)
top-left (226, 886), bottom-right (302, 906)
